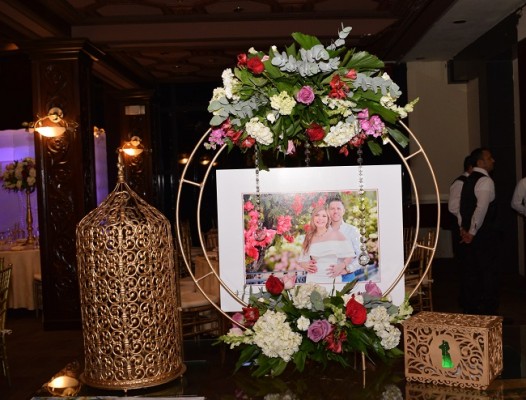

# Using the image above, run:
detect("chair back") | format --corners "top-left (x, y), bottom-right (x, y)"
top-left (0, 266), bottom-right (12, 331)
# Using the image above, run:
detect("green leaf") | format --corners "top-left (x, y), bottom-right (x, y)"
top-left (264, 59), bottom-right (283, 80)
top-left (271, 359), bottom-right (289, 376)
top-left (235, 345), bottom-right (260, 372)
top-left (367, 140), bottom-right (383, 156)
top-left (387, 126), bottom-right (409, 148)
top-left (347, 51), bottom-right (384, 72)
top-left (292, 32), bottom-right (322, 50)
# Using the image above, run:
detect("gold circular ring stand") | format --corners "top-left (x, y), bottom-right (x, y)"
top-left (175, 121), bottom-right (440, 324)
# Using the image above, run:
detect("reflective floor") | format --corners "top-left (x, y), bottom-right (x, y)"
top-left (26, 330), bottom-right (526, 399)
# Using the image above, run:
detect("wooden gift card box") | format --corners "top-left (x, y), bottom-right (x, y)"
top-left (403, 311), bottom-right (503, 390)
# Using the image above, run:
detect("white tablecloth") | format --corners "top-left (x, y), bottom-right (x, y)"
top-left (0, 247), bottom-right (41, 310)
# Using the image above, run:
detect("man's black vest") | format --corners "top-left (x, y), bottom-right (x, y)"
top-left (459, 171), bottom-right (496, 234)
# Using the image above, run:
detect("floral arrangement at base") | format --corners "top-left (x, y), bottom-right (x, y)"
top-left (205, 25), bottom-right (418, 160)
top-left (1, 157), bottom-right (37, 193)
top-left (219, 276), bottom-right (412, 377)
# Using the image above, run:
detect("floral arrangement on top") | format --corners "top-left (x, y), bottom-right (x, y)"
top-left (219, 276), bottom-right (412, 377)
top-left (205, 25), bottom-right (418, 157)
top-left (1, 157), bottom-right (37, 193)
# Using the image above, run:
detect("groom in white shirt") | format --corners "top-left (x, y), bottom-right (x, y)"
top-left (327, 197), bottom-right (362, 281)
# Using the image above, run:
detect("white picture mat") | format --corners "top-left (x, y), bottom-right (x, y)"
top-left (216, 165), bottom-right (404, 311)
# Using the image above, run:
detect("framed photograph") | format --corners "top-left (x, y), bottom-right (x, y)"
top-left (216, 165), bottom-right (404, 311)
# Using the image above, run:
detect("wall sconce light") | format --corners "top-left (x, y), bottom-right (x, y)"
top-left (22, 107), bottom-right (78, 137)
top-left (121, 136), bottom-right (144, 156)
top-left (32, 107), bottom-right (72, 138)
top-left (199, 155), bottom-right (211, 166)
top-left (178, 153), bottom-right (189, 165)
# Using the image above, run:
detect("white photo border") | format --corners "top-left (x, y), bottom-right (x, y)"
top-left (216, 165), bottom-right (404, 311)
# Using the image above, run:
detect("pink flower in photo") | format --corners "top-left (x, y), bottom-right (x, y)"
top-left (276, 215), bottom-right (292, 234)
top-left (292, 195), bottom-right (303, 216)
top-left (244, 201), bottom-right (254, 211)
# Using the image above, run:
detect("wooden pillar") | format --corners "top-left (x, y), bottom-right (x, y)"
top-left (27, 39), bottom-right (100, 329)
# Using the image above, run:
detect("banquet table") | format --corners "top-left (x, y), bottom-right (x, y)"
top-left (0, 246), bottom-right (41, 310)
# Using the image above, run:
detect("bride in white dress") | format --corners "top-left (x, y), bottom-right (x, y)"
top-left (299, 205), bottom-right (355, 284)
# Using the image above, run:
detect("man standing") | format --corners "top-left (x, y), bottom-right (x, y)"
top-left (459, 147), bottom-right (498, 315)
top-left (448, 155), bottom-right (474, 260)
top-left (327, 197), bottom-right (362, 281)
top-left (448, 155), bottom-right (474, 229)
top-left (511, 177), bottom-right (526, 216)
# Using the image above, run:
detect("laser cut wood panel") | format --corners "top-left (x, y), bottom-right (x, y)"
top-left (403, 311), bottom-right (503, 390)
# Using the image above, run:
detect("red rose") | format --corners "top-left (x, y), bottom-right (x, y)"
top-left (247, 57), bottom-right (265, 74)
top-left (306, 123), bottom-right (325, 141)
top-left (237, 53), bottom-right (248, 67)
top-left (242, 306), bottom-right (260, 327)
top-left (345, 296), bottom-right (367, 325)
top-left (265, 275), bottom-right (285, 295)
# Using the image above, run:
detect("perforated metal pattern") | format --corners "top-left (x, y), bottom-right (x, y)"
top-left (76, 179), bottom-right (185, 390)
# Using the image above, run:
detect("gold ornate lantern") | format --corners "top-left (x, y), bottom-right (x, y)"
top-left (76, 157), bottom-right (185, 390)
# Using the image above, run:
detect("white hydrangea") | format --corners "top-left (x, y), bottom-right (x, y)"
top-left (365, 306), bottom-right (401, 350)
top-left (292, 283), bottom-right (328, 310)
top-left (364, 306), bottom-right (391, 332)
top-left (377, 325), bottom-right (401, 350)
top-left (252, 311), bottom-right (302, 361)
top-left (296, 316), bottom-right (310, 331)
top-left (323, 121), bottom-right (356, 147)
top-left (245, 117), bottom-right (273, 145)
top-left (270, 91), bottom-right (296, 115)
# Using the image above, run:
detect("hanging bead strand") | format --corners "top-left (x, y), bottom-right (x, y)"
top-left (253, 145), bottom-right (266, 241)
top-left (357, 146), bottom-right (371, 266)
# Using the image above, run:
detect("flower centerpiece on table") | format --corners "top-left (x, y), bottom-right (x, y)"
top-left (219, 276), bottom-right (412, 377)
top-left (1, 157), bottom-right (37, 193)
top-left (206, 25), bottom-right (418, 158)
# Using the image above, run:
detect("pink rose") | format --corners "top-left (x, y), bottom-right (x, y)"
top-left (296, 86), bottom-right (315, 105)
top-left (307, 319), bottom-right (332, 342)
top-left (365, 281), bottom-right (383, 297)
top-left (282, 274), bottom-right (296, 290)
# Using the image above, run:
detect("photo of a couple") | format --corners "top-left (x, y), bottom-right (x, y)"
top-left (243, 191), bottom-right (379, 286)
